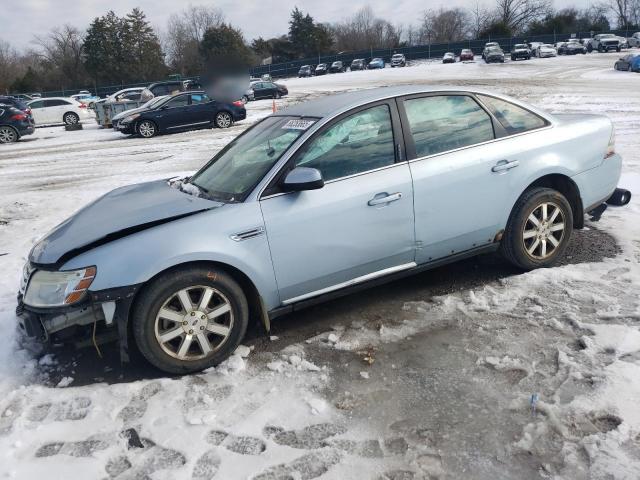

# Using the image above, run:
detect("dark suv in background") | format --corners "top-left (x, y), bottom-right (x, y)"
top-left (0, 103), bottom-right (35, 143)
top-left (298, 65), bottom-right (314, 77)
top-left (350, 58), bottom-right (367, 70)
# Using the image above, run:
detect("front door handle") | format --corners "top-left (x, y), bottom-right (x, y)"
top-left (492, 159), bottom-right (519, 172)
top-left (368, 192), bottom-right (402, 206)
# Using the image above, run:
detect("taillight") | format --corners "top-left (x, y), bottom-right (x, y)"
top-left (605, 127), bottom-right (615, 159)
top-left (10, 113), bottom-right (27, 121)
top-left (25, 108), bottom-right (31, 115)
top-left (79, 104), bottom-right (87, 108)
top-left (232, 100), bottom-right (244, 107)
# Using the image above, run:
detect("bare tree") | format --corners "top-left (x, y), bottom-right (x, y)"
top-left (331, 6), bottom-right (402, 51)
top-left (494, 0), bottom-right (552, 32)
top-left (470, 2), bottom-right (493, 37)
top-left (605, 0), bottom-right (640, 28)
top-left (0, 39), bottom-right (21, 93)
top-left (32, 25), bottom-right (87, 87)
top-left (165, 4), bottom-right (224, 74)
top-left (420, 8), bottom-right (470, 43)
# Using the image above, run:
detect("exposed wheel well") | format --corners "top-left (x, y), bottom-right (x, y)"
top-left (525, 174), bottom-right (583, 229)
top-left (129, 260), bottom-right (265, 331)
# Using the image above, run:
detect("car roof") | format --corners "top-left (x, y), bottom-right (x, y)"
top-left (274, 86), bottom-right (543, 119)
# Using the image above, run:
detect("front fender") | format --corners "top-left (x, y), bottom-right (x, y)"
top-left (61, 202), bottom-right (281, 310)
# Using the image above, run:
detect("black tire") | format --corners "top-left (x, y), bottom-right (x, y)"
top-left (63, 112), bottom-right (79, 125)
top-left (0, 125), bottom-right (18, 143)
top-left (242, 95), bottom-right (249, 103)
top-left (587, 44), bottom-right (593, 53)
top-left (137, 120), bottom-right (157, 138)
top-left (214, 111), bottom-right (233, 128)
top-left (500, 187), bottom-right (573, 270)
top-left (274, 92), bottom-right (281, 99)
top-left (132, 266), bottom-right (249, 374)
top-left (616, 47), bottom-right (621, 52)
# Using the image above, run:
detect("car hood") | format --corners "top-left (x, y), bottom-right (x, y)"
top-left (30, 180), bottom-right (222, 266)
top-left (112, 106), bottom-right (151, 121)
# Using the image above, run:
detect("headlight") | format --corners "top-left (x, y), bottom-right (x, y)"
top-left (122, 113), bottom-right (140, 124)
top-left (23, 266), bottom-right (96, 307)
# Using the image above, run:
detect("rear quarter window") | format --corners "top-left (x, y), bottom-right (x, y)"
top-left (477, 95), bottom-right (548, 135)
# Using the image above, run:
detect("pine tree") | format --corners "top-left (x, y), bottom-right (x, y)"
top-left (123, 8), bottom-right (166, 81)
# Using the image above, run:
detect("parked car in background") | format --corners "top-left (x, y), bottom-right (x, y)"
top-left (111, 96), bottom-right (167, 129)
top-left (242, 87), bottom-right (255, 103)
top-left (17, 86), bottom-right (626, 374)
top-left (261, 74), bottom-right (273, 82)
top-left (510, 44), bottom-right (531, 60)
top-left (315, 63), bottom-right (328, 75)
top-left (27, 97), bottom-right (93, 125)
top-left (629, 32), bottom-right (640, 47)
top-left (534, 44), bottom-right (558, 58)
top-left (12, 94), bottom-right (34, 101)
top-left (460, 49), bottom-right (474, 61)
top-left (0, 96), bottom-right (32, 116)
top-left (94, 88), bottom-right (145, 107)
top-left (616, 36), bottom-right (629, 49)
top-left (140, 81), bottom-right (185, 102)
top-left (391, 53), bottom-right (407, 67)
top-left (614, 54), bottom-right (640, 72)
top-left (298, 65), bottom-right (313, 77)
top-left (350, 58), bottom-right (367, 70)
top-left (482, 42), bottom-right (500, 59)
top-left (442, 52), bottom-right (456, 63)
top-left (368, 58), bottom-right (385, 69)
top-left (115, 91), bottom-right (245, 138)
top-left (329, 61), bottom-right (346, 73)
top-left (484, 46), bottom-right (505, 63)
top-left (0, 103), bottom-right (35, 143)
top-left (528, 41), bottom-right (544, 52)
top-left (558, 40), bottom-right (586, 55)
top-left (71, 92), bottom-right (101, 106)
top-left (250, 82), bottom-right (288, 100)
top-left (587, 34), bottom-right (621, 52)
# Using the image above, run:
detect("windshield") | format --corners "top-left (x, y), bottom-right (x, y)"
top-left (514, 44), bottom-right (526, 48)
top-left (189, 116), bottom-right (315, 202)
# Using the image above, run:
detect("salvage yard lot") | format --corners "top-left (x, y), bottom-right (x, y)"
top-left (0, 52), bottom-right (639, 479)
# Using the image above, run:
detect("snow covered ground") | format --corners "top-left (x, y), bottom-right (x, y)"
top-left (0, 52), bottom-right (639, 479)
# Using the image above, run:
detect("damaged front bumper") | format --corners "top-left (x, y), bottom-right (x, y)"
top-left (16, 284), bottom-right (140, 360)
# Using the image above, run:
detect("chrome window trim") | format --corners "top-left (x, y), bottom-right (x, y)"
top-left (408, 123), bottom-right (553, 165)
top-left (282, 262), bottom-right (417, 305)
top-left (260, 161), bottom-right (409, 201)
top-left (248, 89), bottom-right (556, 202)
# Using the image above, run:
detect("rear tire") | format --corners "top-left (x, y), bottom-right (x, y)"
top-left (0, 126), bottom-right (18, 143)
top-left (214, 111), bottom-right (232, 128)
top-left (132, 266), bottom-right (249, 374)
top-left (500, 187), bottom-right (573, 270)
top-left (63, 112), bottom-right (79, 125)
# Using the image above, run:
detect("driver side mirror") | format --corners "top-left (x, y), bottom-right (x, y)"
top-left (282, 167), bottom-right (324, 192)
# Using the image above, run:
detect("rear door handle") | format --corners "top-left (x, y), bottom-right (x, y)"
top-left (492, 159), bottom-right (519, 172)
top-left (368, 192), bottom-right (402, 206)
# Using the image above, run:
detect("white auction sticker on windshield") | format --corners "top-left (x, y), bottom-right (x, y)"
top-left (283, 119), bottom-right (315, 130)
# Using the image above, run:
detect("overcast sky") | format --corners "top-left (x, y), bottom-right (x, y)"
top-left (6, 0), bottom-right (589, 49)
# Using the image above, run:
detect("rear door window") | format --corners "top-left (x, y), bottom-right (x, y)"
top-left (477, 95), bottom-right (548, 135)
top-left (190, 93), bottom-right (210, 104)
top-left (403, 95), bottom-right (495, 157)
top-left (29, 100), bottom-right (44, 109)
top-left (44, 99), bottom-right (70, 107)
top-left (165, 95), bottom-right (189, 108)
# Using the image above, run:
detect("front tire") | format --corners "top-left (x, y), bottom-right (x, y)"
top-left (137, 120), bottom-right (157, 138)
top-left (64, 112), bottom-right (79, 125)
top-left (132, 266), bottom-right (249, 374)
top-left (500, 187), bottom-right (573, 270)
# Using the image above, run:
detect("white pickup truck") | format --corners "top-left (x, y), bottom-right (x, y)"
top-left (586, 34), bottom-right (621, 52)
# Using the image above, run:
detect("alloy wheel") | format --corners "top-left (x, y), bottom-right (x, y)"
top-left (64, 113), bottom-right (79, 125)
top-left (522, 202), bottom-right (566, 260)
top-left (0, 126), bottom-right (17, 143)
top-left (216, 112), bottom-right (232, 128)
top-left (154, 285), bottom-right (234, 361)
top-left (138, 121), bottom-right (155, 138)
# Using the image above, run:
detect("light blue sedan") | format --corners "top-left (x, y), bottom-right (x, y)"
top-left (18, 86), bottom-right (628, 374)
